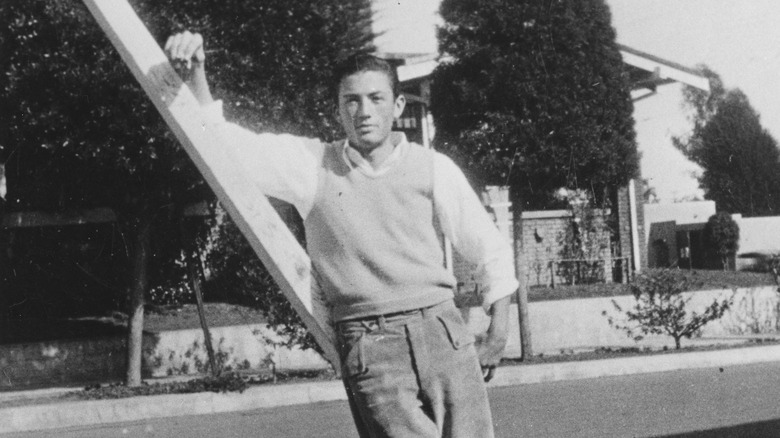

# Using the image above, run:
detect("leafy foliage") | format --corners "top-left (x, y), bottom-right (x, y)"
top-left (554, 188), bottom-right (612, 284)
top-left (606, 269), bottom-right (732, 349)
top-left (1, 0), bottom-right (374, 349)
top-left (430, 0), bottom-right (638, 210)
top-left (152, 0), bottom-right (374, 141)
top-left (75, 372), bottom-right (248, 400)
top-left (2, 0), bottom-right (206, 211)
top-left (704, 212), bottom-right (739, 270)
top-left (1, 0), bottom-right (203, 318)
top-left (203, 206), bottom-right (318, 350)
top-left (674, 66), bottom-right (780, 217)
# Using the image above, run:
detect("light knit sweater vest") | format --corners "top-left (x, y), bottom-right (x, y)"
top-left (305, 141), bottom-right (456, 321)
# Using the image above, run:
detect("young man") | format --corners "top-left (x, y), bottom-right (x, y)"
top-left (166, 31), bottom-right (518, 438)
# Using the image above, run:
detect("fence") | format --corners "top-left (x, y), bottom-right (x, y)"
top-left (548, 256), bottom-right (631, 288)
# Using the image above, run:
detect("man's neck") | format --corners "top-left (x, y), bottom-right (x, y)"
top-left (352, 136), bottom-right (398, 170)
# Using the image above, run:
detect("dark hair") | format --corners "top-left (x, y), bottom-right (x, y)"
top-left (332, 54), bottom-right (399, 101)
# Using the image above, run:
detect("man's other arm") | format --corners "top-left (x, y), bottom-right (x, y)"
top-left (432, 153), bottom-right (519, 381)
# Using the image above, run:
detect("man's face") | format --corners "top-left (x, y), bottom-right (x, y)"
top-left (337, 70), bottom-right (405, 153)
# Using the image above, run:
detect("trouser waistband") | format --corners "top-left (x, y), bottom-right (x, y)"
top-left (336, 300), bottom-right (453, 332)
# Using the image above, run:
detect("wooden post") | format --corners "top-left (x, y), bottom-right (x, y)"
top-left (485, 186), bottom-right (533, 359)
top-left (187, 250), bottom-right (219, 377)
top-left (549, 261), bottom-right (555, 289)
top-left (82, 0), bottom-right (339, 369)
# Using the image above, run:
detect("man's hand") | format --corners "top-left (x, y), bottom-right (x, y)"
top-left (165, 31), bottom-right (205, 70)
top-left (164, 31), bottom-right (213, 106)
top-left (477, 295), bottom-right (510, 382)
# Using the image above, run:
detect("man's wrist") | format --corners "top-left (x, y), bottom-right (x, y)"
top-left (486, 295), bottom-right (511, 340)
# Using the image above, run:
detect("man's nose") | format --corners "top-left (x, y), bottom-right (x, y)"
top-left (355, 98), bottom-right (372, 118)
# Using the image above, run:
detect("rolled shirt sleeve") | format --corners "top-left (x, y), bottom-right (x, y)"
top-left (201, 100), bottom-right (332, 322)
top-left (433, 153), bottom-right (519, 312)
top-left (201, 100), bottom-right (322, 218)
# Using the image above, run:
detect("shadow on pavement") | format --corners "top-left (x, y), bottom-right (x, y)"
top-left (659, 418), bottom-right (780, 438)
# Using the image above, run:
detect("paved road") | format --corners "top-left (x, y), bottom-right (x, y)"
top-left (7, 361), bottom-right (780, 437)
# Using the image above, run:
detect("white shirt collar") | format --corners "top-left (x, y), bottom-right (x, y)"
top-left (342, 132), bottom-right (409, 177)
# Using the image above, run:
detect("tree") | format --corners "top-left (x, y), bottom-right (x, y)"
top-left (606, 269), bottom-right (732, 349)
top-left (704, 212), bottom-right (739, 270)
top-left (674, 67), bottom-right (780, 217)
top-left (2, 0), bottom-right (205, 386)
top-left (430, 0), bottom-right (639, 358)
top-left (1, 0), bottom-right (373, 385)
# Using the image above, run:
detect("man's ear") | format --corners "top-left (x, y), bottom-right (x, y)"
top-left (393, 94), bottom-right (406, 119)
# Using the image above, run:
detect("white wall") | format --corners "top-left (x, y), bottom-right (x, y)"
top-left (464, 286), bottom-right (778, 357)
top-left (735, 216), bottom-right (780, 256)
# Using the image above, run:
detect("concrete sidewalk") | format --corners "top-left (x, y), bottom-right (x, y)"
top-left (2, 344), bottom-right (780, 435)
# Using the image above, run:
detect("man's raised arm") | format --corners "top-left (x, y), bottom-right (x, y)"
top-left (162, 31), bottom-right (322, 218)
top-left (164, 31), bottom-right (214, 107)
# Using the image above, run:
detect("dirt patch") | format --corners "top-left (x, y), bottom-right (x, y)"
top-left (143, 303), bottom-right (268, 332)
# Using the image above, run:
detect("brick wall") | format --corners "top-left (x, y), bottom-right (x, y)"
top-left (453, 184), bottom-right (640, 301)
top-left (453, 206), bottom-right (615, 299)
top-left (521, 210), bottom-right (573, 287)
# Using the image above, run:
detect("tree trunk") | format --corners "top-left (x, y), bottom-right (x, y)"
top-left (125, 210), bottom-right (152, 387)
top-left (0, 226), bottom-right (9, 345)
top-left (187, 246), bottom-right (219, 377)
top-left (510, 186), bottom-right (533, 359)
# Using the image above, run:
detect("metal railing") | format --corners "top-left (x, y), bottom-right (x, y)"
top-left (549, 256), bottom-right (631, 288)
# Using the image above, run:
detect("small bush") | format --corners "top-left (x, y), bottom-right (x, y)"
top-left (605, 269), bottom-right (733, 349)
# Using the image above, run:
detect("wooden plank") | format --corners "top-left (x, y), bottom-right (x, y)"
top-left (81, 0), bottom-right (338, 368)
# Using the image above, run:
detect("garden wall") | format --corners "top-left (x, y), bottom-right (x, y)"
top-left (464, 285), bottom-right (779, 357)
top-left (0, 324), bottom-right (327, 390)
top-left (0, 336), bottom-right (127, 389)
top-left (2, 286), bottom-right (776, 389)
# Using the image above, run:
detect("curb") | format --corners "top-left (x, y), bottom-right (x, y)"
top-left (3, 344), bottom-right (780, 434)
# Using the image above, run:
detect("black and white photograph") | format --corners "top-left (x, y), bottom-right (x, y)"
top-left (2, 1), bottom-right (780, 436)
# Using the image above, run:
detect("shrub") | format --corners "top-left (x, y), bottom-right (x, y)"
top-left (705, 212), bottom-right (740, 270)
top-left (605, 269), bottom-right (732, 349)
top-left (554, 188), bottom-right (612, 285)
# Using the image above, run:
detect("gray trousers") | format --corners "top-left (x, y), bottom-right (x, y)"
top-left (336, 300), bottom-right (494, 438)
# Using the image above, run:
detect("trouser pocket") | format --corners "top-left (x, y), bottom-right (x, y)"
top-left (338, 328), bottom-right (368, 377)
top-left (436, 307), bottom-right (475, 350)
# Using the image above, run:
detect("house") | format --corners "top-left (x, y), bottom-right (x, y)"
top-left (644, 202), bottom-right (780, 271)
top-left (644, 201), bottom-right (716, 269)
top-left (383, 46), bottom-right (709, 289)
